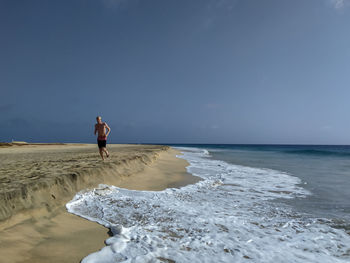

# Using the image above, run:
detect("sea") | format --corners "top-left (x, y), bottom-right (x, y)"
top-left (66, 144), bottom-right (350, 263)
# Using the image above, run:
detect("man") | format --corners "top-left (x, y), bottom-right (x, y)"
top-left (94, 116), bottom-right (111, 160)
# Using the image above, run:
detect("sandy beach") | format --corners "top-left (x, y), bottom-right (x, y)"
top-left (0, 143), bottom-right (198, 263)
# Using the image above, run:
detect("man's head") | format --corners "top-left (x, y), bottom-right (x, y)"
top-left (96, 116), bottom-right (102, 123)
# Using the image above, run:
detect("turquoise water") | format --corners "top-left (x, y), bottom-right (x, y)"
top-left (172, 144), bottom-right (350, 223)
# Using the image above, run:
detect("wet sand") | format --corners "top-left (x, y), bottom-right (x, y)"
top-left (0, 144), bottom-right (198, 263)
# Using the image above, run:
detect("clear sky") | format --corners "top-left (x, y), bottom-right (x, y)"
top-left (1, 0), bottom-right (350, 144)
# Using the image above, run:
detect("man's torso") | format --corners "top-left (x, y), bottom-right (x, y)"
top-left (96, 123), bottom-right (107, 140)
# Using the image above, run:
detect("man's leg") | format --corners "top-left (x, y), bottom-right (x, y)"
top-left (99, 148), bottom-right (104, 160)
top-left (102, 147), bottom-right (109, 158)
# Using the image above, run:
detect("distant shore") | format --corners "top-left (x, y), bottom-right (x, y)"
top-left (0, 143), bottom-right (198, 263)
top-left (0, 142), bottom-right (67, 147)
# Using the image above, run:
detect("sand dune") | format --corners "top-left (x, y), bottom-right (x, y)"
top-left (0, 144), bottom-right (166, 222)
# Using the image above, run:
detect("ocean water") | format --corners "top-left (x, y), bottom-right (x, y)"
top-left (67, 145), bottom-right (350, 262)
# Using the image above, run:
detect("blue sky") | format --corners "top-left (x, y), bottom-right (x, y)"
top-left (1, 0), bottom-right (350, 144)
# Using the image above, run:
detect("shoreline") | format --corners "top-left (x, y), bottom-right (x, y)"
top-left (0, 143), bottom-right (171, 223)
top-left (0, 144), bottom-right (198, 263)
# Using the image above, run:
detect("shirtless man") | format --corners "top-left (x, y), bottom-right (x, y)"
top-left (94, 116), bottom-right (111, 160)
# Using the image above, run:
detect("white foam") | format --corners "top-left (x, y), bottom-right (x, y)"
top-left (67, 147), bottom-right (350, 263)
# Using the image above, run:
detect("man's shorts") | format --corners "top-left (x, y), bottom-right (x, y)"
top-left (97, 140), bottom-right (107, 148)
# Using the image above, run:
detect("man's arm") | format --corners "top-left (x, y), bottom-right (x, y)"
top-left (94, 124), bottom-right (97, 135)
top-left (105, 123), bottom-right (111, 136)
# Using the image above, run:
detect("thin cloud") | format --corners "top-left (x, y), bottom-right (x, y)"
top-left (331, 0), bottom-right (350, 9)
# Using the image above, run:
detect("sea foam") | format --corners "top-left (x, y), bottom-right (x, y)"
top-left (67, 147), bottom-right (350, 262)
